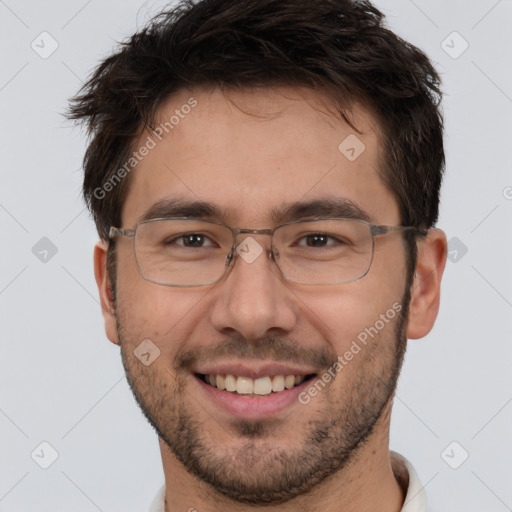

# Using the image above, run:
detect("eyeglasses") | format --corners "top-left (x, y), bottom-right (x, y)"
top-left (109, 217), bottom-right (424, 287)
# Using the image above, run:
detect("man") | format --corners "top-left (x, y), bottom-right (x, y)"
top-left (69, 0), bottom-right (447, 510)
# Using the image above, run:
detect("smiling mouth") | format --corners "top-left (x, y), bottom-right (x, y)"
top-left (196, 373), bottom-right (317, 396)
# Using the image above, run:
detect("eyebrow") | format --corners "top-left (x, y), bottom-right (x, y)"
top-left (138, 197), bottom-right (233, 223)
top-left (272, 198), bottom-right (372, 224)
top-left (138, 196), bottom-right (373, 225)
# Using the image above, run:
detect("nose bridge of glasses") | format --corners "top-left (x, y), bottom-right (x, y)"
top-left (235, 227), bottom-right (273, 235)
top-left (230, 227), bottom-right (276, 260)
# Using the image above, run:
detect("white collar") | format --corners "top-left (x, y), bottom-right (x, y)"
top-left (390, 451), bottom-right (427, 511)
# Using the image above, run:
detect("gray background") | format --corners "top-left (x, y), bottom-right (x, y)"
top-left (0, 0), bottom-right (511, 510)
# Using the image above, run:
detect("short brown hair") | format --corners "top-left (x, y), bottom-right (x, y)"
top-left (69, 0), bottom-right (443, 246)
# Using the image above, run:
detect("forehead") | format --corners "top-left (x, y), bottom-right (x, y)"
top-left (121, 86), bottom-right (399, 227)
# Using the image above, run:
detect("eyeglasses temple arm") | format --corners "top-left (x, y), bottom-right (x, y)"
top-left (109, 226), bottom-right (136, 239)
top-left (371, 225), bottom-right (428, 237)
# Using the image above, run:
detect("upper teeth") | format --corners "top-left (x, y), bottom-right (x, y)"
top-left (205, 374), bottom-right (306, 395)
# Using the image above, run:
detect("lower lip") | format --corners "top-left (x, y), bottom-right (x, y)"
top-left (195, 375), bottom-right (313, 420)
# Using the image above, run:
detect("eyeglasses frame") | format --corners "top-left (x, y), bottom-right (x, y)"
top-left (108, 217), bottom-right (426, 287)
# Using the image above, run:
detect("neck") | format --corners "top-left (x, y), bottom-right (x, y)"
top-left (158, 405), bottom-right (406, 512)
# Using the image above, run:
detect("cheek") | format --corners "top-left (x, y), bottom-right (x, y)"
top-left (116, 257), bottom-right (213, 356)
top-left (293, 254), bottom-right (406, 356)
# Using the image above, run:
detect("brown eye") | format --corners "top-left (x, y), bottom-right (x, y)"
top-left (297, 233), bottom-right (343, 247)
top-left (166, 233), bottom-right (215, 248)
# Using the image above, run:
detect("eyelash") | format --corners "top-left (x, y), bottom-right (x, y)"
top-left (166, 233), bottom-right (346, 248)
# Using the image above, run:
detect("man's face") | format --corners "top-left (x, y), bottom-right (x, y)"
top-left (111, 87), bottom-right (411, 503)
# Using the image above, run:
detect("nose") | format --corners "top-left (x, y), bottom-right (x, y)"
top-left (208, 235), bottom-right (299, 340)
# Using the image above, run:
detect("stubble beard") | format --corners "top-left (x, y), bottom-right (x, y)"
top-left (116, 292), bottom-right (409, 505)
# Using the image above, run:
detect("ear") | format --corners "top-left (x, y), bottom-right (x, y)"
top-left (406, 228), bottom-right (447, 340)
top-left (94, 240), bottom-right (120, 345)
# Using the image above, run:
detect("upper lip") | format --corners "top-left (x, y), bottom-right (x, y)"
top-left (192, 361), bottom-right (318, 379)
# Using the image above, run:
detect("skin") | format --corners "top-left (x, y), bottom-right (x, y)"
top-left (94, 86), bottom-right (447, 512)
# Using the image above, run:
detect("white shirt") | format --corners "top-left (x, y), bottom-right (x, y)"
top-left (147, 451), bottom-right (426, 512)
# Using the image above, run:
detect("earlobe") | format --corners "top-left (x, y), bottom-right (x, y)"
top-left (406, 228), bottom-right (448, 340)
top-left (94, 240), bottom-right (120, 345)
